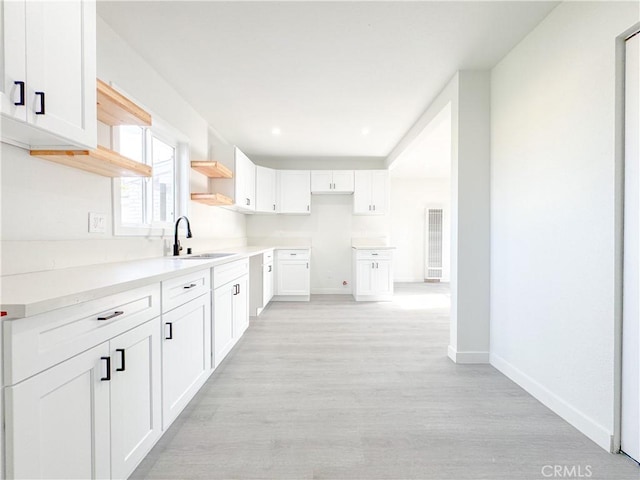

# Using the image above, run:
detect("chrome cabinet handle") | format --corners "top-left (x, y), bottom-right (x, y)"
top-left (98, 310), bottom-right (124, 321)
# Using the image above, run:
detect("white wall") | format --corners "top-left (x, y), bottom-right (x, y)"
top-left (490, 1), bottom-right (639, 451)
top-left (246, 184), bottom-right (389, 294)
top-left (0, 17), bottom-right (246, 275)
top-left (390, 177), bottom-right (451, 282)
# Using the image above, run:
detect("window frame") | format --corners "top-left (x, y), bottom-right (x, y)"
top-left (112, 117), bottom-right (189, 237)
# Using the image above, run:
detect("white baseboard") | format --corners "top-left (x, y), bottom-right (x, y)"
top-left (448, 345), bottom-right (489, 364)
top-left (310, 288), bottom-right (352, 294)
top-left (490, 353), bottom-right (613, 452)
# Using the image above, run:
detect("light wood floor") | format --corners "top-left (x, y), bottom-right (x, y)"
top-left (132, 283), bottom-right (639, 479)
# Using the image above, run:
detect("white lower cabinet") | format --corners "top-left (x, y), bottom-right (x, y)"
top-left (5, 342), bottom-right (111, 480)
top-left (263, 261), bottom-right (274, 305)
top-left (274, 249), bottom-right (310, 301)
top-left (161, 292), bottom-right (212, 429)
top-left (110, 320), bottom-right (162, 480)
top-left (352, 249), bottom-right (394, 301)
top-left (213, 259), bottom-right (249, 368)
top-left (5, 318), bottom-right (162, 480)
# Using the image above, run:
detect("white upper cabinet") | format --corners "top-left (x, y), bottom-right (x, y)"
top-left (353, 170), bottom-right (389, 215)
top-left (256, 165), bottom-right (277, 213)
top-left (0, 0), bottom-right (96, 149)
top-left (278, 170), bottom-right (311, 214)
top-left (235, 148), bottom-right (256, 211)
top-left (210, 146), bottom-right (256, 212)
top-left (311, 170), bottom-right (354, 194)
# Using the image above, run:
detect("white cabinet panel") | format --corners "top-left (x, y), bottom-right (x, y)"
top-left (1, 0), bottom-right (96, 149)
top-left (311, 171), bottom-right (333, 193)
top-left (311, 170), bottom-right (354, 194)
top-left (353, 249), bottom-right (394, 301)
top-left (235, 148), bottom-right (256, 211)
top-left (353, 170), bottom-right (388, 215)
top-left (263, 262), bottom-right (274, 305)
top-left (5, 342), bottom-right (111, 480)
top-left (256, 165), bottom-right (277, 213)
top-left (214, 282), bottom-right (235, 368)
top-left (278, 170), bottom-right (310, 214)
top-left (0, 0), bottom-right (27, 122)
top-left (332, 170), bottom-right (355, 193)
top-left (162, 293), bottom-right (212, 428)
top-left (233, 275), bottom-right (249, 339)
top-left (276, 260), bottom-right (310, 296)
top-left (110, 319), bottom-right (162, 480)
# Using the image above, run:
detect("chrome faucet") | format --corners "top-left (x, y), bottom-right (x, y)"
top-left (173, 216), bottom-right (193, 256)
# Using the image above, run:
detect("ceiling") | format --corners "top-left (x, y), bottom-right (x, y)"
top-left (97, 1), bottom-right (558, 159)
top-left (390, 101), bottom-right (451, 179)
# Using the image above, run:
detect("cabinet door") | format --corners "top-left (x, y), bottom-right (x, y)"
top-left (256, 165), bottom-right (277, 213)
top-left (278, 170), bottom-right (311, 214)
top-left (110, 319), bottom-right (162, 480)
top-left (214, 283), bottom-right (235, 368)
top-left (311, 171), bottom-right (333, 193)
top-left (263, 263), bottom-right (274, 305)
top-left (0, 0), bottom-right (27, 121)
top-left (370, 170), bottom-right (389, 214)
top-left (24, 0), bottom-right (96, 148)
top-left (277, 260), bottom-right (310, 296)
top-left (374, 260), bottom-right (394, 296)
top-left (233, 275), bottom-right (249, 339)
top-left (234, 148), bottom-right (256, 211)
top-left (332, 171), bottom-right (355, 193)
top-left (353, 170), bottom-right (373, 214)
top-left (356, 260), bottom-right (375, 296)
top-left (162, 293), bottom-right (212, 428)
top-left (5, 342), bottom-right (111, 480)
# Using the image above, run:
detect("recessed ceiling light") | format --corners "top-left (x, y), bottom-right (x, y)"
top-left (271, 127), bottom-right (281, 135)
top-left (361, 128), bottom-right (370, 136)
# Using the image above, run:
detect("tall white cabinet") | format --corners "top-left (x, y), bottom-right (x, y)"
top-left (0, 0), bottom-right (97, 149)
top-left (353, 170), bottom-right (389, 215)
top-left (256, 166), bottom-right (277, 213)
top-left (278, 170), bottom-right (311, 214)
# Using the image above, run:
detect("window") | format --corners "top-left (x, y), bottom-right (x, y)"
top-left (113, 124), bottom-right (184, 236)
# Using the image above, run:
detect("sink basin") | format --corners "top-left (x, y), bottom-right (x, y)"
top-left (180, 252), bottom-right (235, 259)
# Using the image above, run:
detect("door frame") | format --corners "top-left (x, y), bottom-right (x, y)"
top-left (615, 23), bottom-right (640, 456)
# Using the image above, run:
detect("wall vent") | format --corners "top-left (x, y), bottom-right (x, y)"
top-left (425, 208), bottom-right (443, 281)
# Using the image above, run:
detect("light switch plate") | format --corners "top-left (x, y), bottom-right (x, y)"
top-left (88, 212), bottom-right (107, 233)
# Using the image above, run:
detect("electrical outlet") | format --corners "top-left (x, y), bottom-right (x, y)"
top-left (88, 212), bottom-right (107, 233)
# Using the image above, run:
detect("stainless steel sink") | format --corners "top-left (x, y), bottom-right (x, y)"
top-left (179, 252), bottom-right (235, 259)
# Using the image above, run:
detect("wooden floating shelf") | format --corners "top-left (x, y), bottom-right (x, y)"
top-left (31, 145), bottom-right (152, 178)
top-left (191, 193), bottom-right (233, 206)
top-left (97, 79), bottom-right (152, 127)
top-left (191, 161), bottom-right (233, 178)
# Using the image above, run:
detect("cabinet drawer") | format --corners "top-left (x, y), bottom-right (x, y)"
top-left (4, 283), bottom-right (161, 385)
top-left (213, 258), bottom-right (249, 288)
top-left (263, 250), bottom-right (274, 263)
top-left (276, 249), bottom-right (310, 260)
top-left (355, 249), bottom-right (393, 260)
top-left (162, 269), bottom-right (210, 312)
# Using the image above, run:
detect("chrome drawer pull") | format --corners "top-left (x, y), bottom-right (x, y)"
top-left (97, 310), bottom-right (124, 321)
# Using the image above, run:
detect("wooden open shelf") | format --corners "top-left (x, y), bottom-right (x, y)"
top-left (31, 145), bottom-right (152, 177)
top-left (191, 161), bottom-right (232, 178)
top-left (97, 79), bottom-right (152, 127)
top-left (191, 193), bottom-right (233, 206)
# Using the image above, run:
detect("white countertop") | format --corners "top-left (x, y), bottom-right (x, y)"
top-left (351, 244), bottom-right (396, 250)
top-left (0, 245), bottom-right (310, 320)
